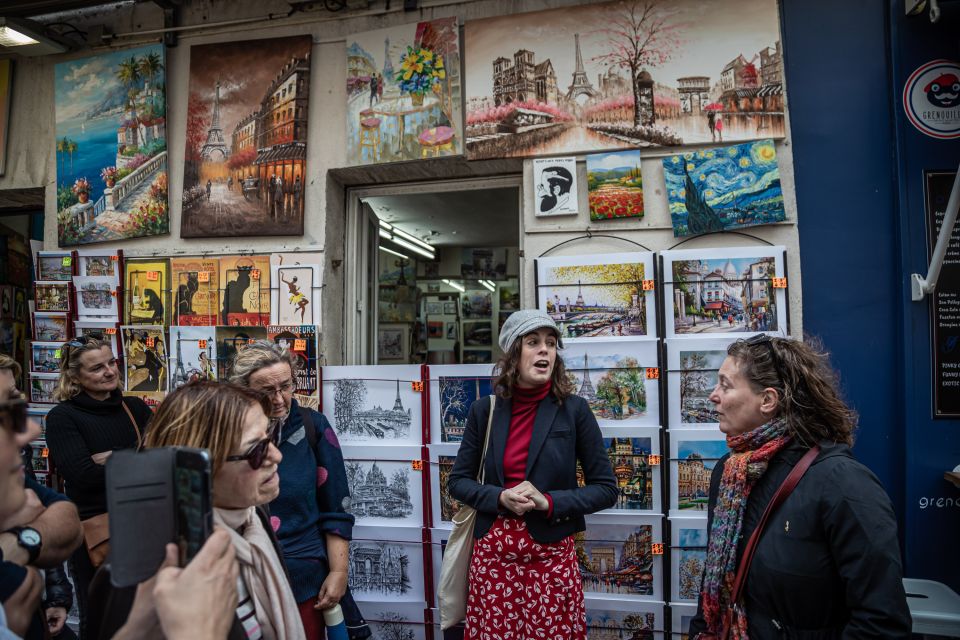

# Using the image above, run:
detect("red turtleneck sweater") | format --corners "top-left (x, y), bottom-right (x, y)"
top-left (503, 381), bottom-right (554, 516)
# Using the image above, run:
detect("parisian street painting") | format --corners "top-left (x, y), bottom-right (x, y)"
top-left (667, 339), bottom-right (732, 427)
top-left (181, 36), bottom-right (310, 238)
top-left (537, 252), bottom-right (657, 341)
top-left (665, 139), bottom-right (784, 237)
top-left (55, 45), bottom-right (169, 245)
top-left (670, 433), bottom-right (728, 515)
top-left (464, 0), bottom-right (785, 160)
top-left (597, 436), bottom-right (656, 512)
top-left (663, 246), bottom-right (786, 337)
top-left (342, 450), bottom-right (422, 528)
top-left (168, 326), bottom-right (217, 391)
top-left (563, 339), bottom-right (660, 427)
top-left (672, 522), bottom-right (708, 602)
top-left (346, 17), bottom-right (462, 165)
top-left (321, 365), bottom-right (422, 445)
top-left (575, 517), bottom-right (662, 600)
top-left (585, 599), bottom-right (660, 640)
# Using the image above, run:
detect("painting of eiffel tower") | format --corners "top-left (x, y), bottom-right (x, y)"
top-left (200, 81), bottom-right (229, 162)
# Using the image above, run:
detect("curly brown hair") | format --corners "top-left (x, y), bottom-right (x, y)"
top-left (493, 331), bottom-right (575, 403)
top-left (727, 336), bottom-right (857, 446)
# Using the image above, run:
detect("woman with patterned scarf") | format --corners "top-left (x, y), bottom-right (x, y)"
top-left (688, 335), bottom-right (911, 640)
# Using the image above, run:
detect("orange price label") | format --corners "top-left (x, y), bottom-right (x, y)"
top-left (250, 269), bottom-right (261, 280)
top-left (110, 290), bottom-right (117, 297)
top-left (648, 454), bottom-right (661, 466)
top-left (645, 367), bottom-right (660, 380)
top-left (411, 460), bottom-right (423, 471)
top-left (146, 271), bottom-right (159, 282)
top-left (642, 279), bottom-right (655, 291)
top-left (145, 337), bottom-right (155, 348)
top-left (198, 339), bottom-right (208, 349)
top-left (411, 381), bottom-right (424, 392)
top-left (247, 338), bottom-right (256, 345)
top-left (61, 256), bottom-right (72, 267)
top-left (197, 271), bottom-right (210, 283)
top-left (41, 448), bottom-right (49, 458)
top-left (105, 328), bottom-right (117, 335)
top-left (771, 277), bottom-right (787, 289)
top-left (54, 350), bottom-right (62, 359)
top-left (110, 255), bottom-right (119, 261)
top-left (294, 339), bottom-right (307, 351)
top-left (651, 542), bottom-right (664, 555)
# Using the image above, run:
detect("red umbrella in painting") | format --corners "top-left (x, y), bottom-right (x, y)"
top-left (704, 102), bottom-right (724, 111)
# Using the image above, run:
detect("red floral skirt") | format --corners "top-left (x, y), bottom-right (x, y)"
top-left (465, 516), bottom-right (585, 640)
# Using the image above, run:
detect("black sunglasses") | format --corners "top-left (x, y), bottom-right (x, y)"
top-left (66, 332), bottom-right (104, 349)
top-left (744, 334), bottom-right (784, 380)
top-left (225, 418), bottom-right (283, 470)
top-left (0, 398), bottom-right (29, 435)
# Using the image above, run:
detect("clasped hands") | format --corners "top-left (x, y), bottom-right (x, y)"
top-left (499, 480), bottom-right (548, 516)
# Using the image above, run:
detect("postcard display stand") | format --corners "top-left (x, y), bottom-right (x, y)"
top-left (528, 245), bottom-right (789, 638)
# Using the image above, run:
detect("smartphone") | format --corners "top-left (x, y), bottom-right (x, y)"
top-left (173, 448), bottom-right (213, 567)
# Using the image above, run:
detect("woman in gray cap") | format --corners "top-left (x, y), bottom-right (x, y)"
top-left (447, 309), bottom-right (617, 640)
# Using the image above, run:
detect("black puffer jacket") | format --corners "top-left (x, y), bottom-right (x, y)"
top-left (688, 440), bottom-right (912, 639)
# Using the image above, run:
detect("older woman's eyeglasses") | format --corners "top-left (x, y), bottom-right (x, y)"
top-left (225, 418), bottom-right (283, 470)
top-left (744, 334), bottom-right (784, 381)
top-left (0, 398), bottom-right (29, 435)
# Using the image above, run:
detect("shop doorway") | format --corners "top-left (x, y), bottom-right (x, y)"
top-left (345, 177), bottom-right (521, 365)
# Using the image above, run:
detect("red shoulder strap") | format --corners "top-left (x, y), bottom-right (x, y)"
top-left (729, 444), bottom-right (821, 604)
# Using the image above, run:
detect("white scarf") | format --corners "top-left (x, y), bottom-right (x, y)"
top-left (214, 507), bottom-right (306, 640)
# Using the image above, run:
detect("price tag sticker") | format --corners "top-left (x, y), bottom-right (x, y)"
top-left (247, 339), bottom-right (256, 345)
top-left (250, 269), bottom-right (261, 280)
top-left (648, 454), bottom-right (661, 466)
top-left (294, 339), bottom-right (307, 351)
top-left (61, 256), bottom-right (72, 267)
top-left (651, 542), bottom-right (664, 555)
top-left (645, 367), bottom-right (660, 380)
top-left (106, 328), bottom-right (117, 335)
top-left (411, 381), bottom-right (424, 392)
top-left (54, 349), bottom-right (62, 359)
top-left (111, 255), bottom-right (119, 261)
top-left (642, 279), bottom-right (655, 291)
top-left (197, 271), bottom-right (210, 283)
top-left (41, 448), bottom-right (49, 458)
top-left (110, 290), bottom-right (117, 297)
top-left (772, 277), bottom-right (787, 289)
top-left (198, 339), bottom-right (208, 349)
top-left (411, 460), bottom-right (423, 471)
top-left (145, 337), bottom-right (155, 348)
top-left (146, 271), bottom-right (160, 282)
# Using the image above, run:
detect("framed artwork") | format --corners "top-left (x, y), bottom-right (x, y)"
top-left (428, 443), bottom-right (460, 528)
top-left (348, 525), bottom-right (425, 602)
top-left (584, 597), bottom-right (662, 639)
top-left (346, 17), bottom-right (462, 166)
top-left (671, 517), bottom-right (708, 602)
top-left (462, 321), bottom-right (492, 347)
top-left (30, 342), bottom-right (62, 374)
top-left (533, 157), bottom-right (579, 216)
top-left (76, 250), bottom-right (120, 278)
top-left (0, 58), bottom-right (11, 177)
top-left (499, 286), bottom-right (519, 311)
top-left (586, 150), bottom-right (644, 221)
top-left (427, 321), bottom-right (444, 338)
top-left (215, 326), bottom-right (268, 379)
top-left (536, 251), bottom-right (657, 341)
top-left (672, 603), bottom-right (698, 640)
top-left (595, 426), bottom-right (662, 514)
top-left (181, 36), bottom-right (310, 238)
top-left (271, 264), bottom-right (321, 325)
top-left (578, 513), bottom-right (663, 601)
top-left (667, 337), bottom-right (737, 428)
top-left (34, 282), bottom-right (71, 313)
top-left (444, 322), bottom-right (457, 340)
top-left (562, 338), bottom-right (660, 427)
top-left (220, 255), bottom-right (271, 326)
top-left (464, 0), bottom-right (786, 160)
top-left (0, 286), bottom-right (11, 320)
top-left (170, 257), bottom-right (220, 326)
top-left (32, 313), bottom-right (70, 342)
top-left (378, 323), bottom-right (409, 362)
top-left (74, 320), bottom-right (119, 357)
top-left (124, 258), bottom-right (169, 325)
top-left (461, 249), bottom-right (506, 280)
top-left (168, 326), bottom-right (217, 390)
top-left (461, 291), bottom-right (492, 319)
top-left (26, 407), bottom-right (51, 440)
top-left (29, 373), bottom-right (58, 404)
top-left (320, 365), bottom-right (423, 446)
top-left (341, 444), bottom-right (424, 528)
top-left (424, 300), bottom-right (443, 315)
top-left (267, 325), bottom-right (319, 410)
top-left (462, 350), bottom-right (492, 364)
top-left (442, 301), bottom-right (458, 315)
top-left (661, 245), bottom-right (787, 339)
top-left (36, 252), bottom-right (73, 281)
top-left (669, 428), bottom-right (729, 517)
top-left (665, 139), bottom-right (785, 237)
top-left (55, 44), bottom-right (169, 246)
top-left (120, 325), bottom-right (167, 393)
top-left (427, 364), bottom-right (494, 443)
top-left (73, 276), bottom-right (119, 318)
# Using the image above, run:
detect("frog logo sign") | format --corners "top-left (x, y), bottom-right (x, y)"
top-left (903, 59), bottom-right (960, 139)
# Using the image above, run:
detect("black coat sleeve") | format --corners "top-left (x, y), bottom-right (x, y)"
top-left (43, 563), bottom-right (74, 610)
top-left (447, 397), bottom-right (503, 515)
top-left (543, 397), bottom-right (617, 519)
top-left (687, 455), bottom-right (728, 638)
top-left (821, 459), bottom-right (912, 639)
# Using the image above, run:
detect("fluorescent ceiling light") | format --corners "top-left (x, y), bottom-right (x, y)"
top-left (443, 279), bottom-right (466, 293)
top-left (378, 220), bottom-right (393, 230)
top-left (379, 245), bottom-right (409, 260)
top-left (391, 226), bottom-right (434, 252)
top-left (0, 26), bottom-right (38, 46)
top-left (478, 279), bottom-right (495, 292)
top-left (0, 18), bottom-right (68, 56)
top-left (390, 236), bottom-right (434, 259)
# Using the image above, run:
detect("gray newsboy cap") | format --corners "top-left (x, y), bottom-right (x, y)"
top-left (498, 309), bottom-right (564, 352)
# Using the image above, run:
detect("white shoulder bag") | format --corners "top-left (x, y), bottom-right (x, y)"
top-left (438, 395), bottom-right (495, 630)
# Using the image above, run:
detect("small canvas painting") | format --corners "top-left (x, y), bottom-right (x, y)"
top-left (593, 435), bottom-right (656, 511)
top-left (586, 150), bottom-right (644, 220)
top-left (168, 326), bottom-right (217, 390)
top-left (121, 325), bottom-right (167, 393)
top-left (438, 375), bottom-right (494, 442)
top-left (378, 324), bottom-right (408, 362)
top-left (664, 139), bottom-right (784, 237)
top-left (271, 264), bottom-right (320, 325)
top-left (74, 276), bottom-right (119, 318)
top-left (124, 259), bottom-right (169, 325)
top-left (33, 313), bottom-right (70, 342)
top-left (670, 432), bottom-right (729, 515)
top-left (77, 251), bottom-right (119, 277)
top-left (576, 516), bottom-right (662, 600)
top-left (342, 447), bottom-right (423, 528)
top-left (30, 374), bottom-right (58, 404)
top-left (37, 254), bottom-right (73, 281)
top-left (673, 521), bottom-right (708, 602)
top-left (667, 339), bottom-right (732, 427)
top-left (321, 365), bottom-right (422, 445)
top-left (348, 525), bottom-right (425, 601)
top-left (563, 339), bottom-right (659, 427)
top-left (35, 283), bottom-right (71, 313)
top-left (533, 157), bottom-right (579, 216)
top-left (30, 342), bottom-right (62, 374)
top-left (215, 326), bottom-right (268, 379)
top-left (585, 599), bottom-right (661, 640)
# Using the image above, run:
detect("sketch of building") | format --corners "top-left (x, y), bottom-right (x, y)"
top-left (333, 379), bottom-right (412, 439)
top-left (492, 49), bottom-right (558, 106)
top-left (349, 542), bottom-right (410, 595)
top-left (346, 462), bottom-right (413, 519)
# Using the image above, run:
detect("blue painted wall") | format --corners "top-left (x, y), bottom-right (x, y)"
top-left (783, 0), bottom-right (960, 590)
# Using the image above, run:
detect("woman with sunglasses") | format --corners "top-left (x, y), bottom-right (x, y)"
top-left (143, 380), bottom-right (305, 640)
top-left (44, 335), bottom-right (152, 635)
top-left (687, 336), bottom-right (910, 640)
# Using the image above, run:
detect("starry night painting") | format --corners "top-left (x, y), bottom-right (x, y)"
top-left (664, 138), bottom-right (784, 237)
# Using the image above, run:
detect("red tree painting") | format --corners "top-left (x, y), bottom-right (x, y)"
top-left (184, 92), bottom-right (210, 191)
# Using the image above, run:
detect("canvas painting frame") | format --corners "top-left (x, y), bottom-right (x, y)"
top-left (597, 426), bottom-right (662, 514)
top-left (219, 255), bottom-right (271, 326)
top-left (34, 282), bottom-right (71, 313)
top-left (377, 323), bottom-right (409, 362)
top-left (584, 597), bottom-right (663, 639)
top-left (533, 156), bottom-right (579, 217)
top-left (29, 373), bottom-right (59, 404)
top-left (36, 252), bottom-right (73, 281)
top-left (32, 313), bottom-right (70, 342)
top-left (76, 250), bottom-right (120, 278)
top-left (586, 149), bottom-right (644, 221)
top-left (168, 326), bottom-right (217, 390)
top-left (214, 325), bottom-right (268, 379)
top-left (124, 258), bottom-right (170, 325)
top-left (170, 257), bottom-right (220, 326)
top-left (348, 525), bottom-right (425, 602)
top-left (30, 342), bottom-right (62, 374)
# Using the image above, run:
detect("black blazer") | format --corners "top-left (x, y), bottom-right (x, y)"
top-left (448, 393), bottom-right (617, 543)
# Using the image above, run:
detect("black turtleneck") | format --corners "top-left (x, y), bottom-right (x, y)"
top-left (45, 389), bottom-right (152, 519)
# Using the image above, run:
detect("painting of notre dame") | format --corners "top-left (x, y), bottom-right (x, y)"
top-left (181, 36), bottom-right (311, 238)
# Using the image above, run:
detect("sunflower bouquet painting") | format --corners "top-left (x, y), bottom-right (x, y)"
top-left (396, 45), bottom-right (445, 105)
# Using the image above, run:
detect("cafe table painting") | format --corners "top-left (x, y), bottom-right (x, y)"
top-left (346, 17), bottom-right (463, 165)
